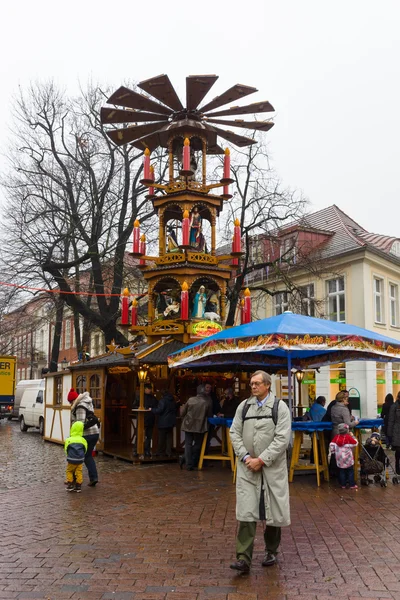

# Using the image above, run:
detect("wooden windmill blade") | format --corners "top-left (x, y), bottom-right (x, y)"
top-left (199, 84), bottom-right (258, 114)
top-left (186, 75), bottom-right (219, 111)
top-left (138, 74), bottom-right (184, 112)
top-left (129, 131), bottom-right (165, 152)
top-left (206, 143), bottom-right (225, 155)
top-left (100, 107), bottom-right (169, 124)
top-left (204, 100), bottom-right (275, 118)
top-left (206, 118), bottom-right (274, 132)
top-left (106, 86), bottom-right (171, 116)
top-left (106, 122), bottom-right (166, 146)
top-left (208, 125), bottom-right (257, 147)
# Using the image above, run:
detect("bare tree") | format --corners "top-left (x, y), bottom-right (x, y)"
top-left (1, 81), bottom-right (160, 347)
top-left (217, 135), bottom-right (309, 325)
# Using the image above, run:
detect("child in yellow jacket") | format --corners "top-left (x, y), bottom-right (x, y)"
top-left (64, 421), bottom-right (88, 493)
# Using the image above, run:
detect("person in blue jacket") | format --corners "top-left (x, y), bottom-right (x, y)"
top-left (309, 396), bottom-right (327, 421)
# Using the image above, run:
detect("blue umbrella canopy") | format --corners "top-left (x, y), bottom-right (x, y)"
top-left (168, 311), bottom-right (400, 369)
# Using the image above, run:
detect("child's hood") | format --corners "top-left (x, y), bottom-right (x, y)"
top-left (70, 421), bottom-right (85, 437)
top-left (332, 433), bottom-right (357, 447)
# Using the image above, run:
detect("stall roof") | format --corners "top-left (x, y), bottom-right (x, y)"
top-left (68, 338), bottom-right (188, 370)
top-left (137, 339), bottom-right (187, 364)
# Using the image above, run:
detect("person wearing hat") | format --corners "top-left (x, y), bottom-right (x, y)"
top-left (67, 388), bottom-right (100, 486)
top-left (329, 422), bottom-right (358, 489)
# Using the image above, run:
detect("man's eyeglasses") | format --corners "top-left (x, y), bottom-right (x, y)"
top-left (250, 381), bottom-right (265, 387)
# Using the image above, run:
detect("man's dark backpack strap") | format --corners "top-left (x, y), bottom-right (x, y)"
top-left (242, 397), bottom-right (280, 426)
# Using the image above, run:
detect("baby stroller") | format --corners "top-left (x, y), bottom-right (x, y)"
top-left (360, 433), bottom-right (393, 487)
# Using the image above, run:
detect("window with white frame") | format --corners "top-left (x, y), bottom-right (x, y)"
top-left (374, 277), bottom-right (385, 324)
top-left (299, 284), bottom-right (315, 317)
top-left (390, 241), bottom-right (400, 257)
top-left (64, 320), bottom-right (71, 350)
top-left (280, 237), bottom-right (296, 263)
top-left (275, 291), bottom-right (289, 315)
top-left (326, 277), bottom-right (345, 322)
top-left (389, 282), bottom-right (399, 327)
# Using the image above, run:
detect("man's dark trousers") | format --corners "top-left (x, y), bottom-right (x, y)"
top-left (184, 431), bottom-right (203, 469)
top-left (236, 522), bottom-right (281, 565)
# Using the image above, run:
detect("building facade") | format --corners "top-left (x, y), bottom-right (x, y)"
top-left (251, 205), bottom-right (400, 417)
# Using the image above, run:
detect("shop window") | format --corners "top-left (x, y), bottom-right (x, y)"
top-left (275, 291), bottom-right (289, 315)
top-left (76, 375), bottom-right (87, 394)
top-left (89, 374), bottom-right (101, 410)
top-left (376, 362), bottom-right (386, 406)
top-left (326, 277), bottom-right (345, 322)
top-left (54, 376), bottom-right (63, 406)
top-left (330, 363), bottom-right (346, 398)
top-left (389, 283), bottom-right (399, 327)
top-left (299, 284), bottom-right (315, 317)
top-left (393, 362), bottom-right (400, 398)
top-left (374, 277), bottom-right (385, 324)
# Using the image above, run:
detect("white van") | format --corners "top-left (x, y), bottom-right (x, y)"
top-left (17, 379), bottom-right (45, 435)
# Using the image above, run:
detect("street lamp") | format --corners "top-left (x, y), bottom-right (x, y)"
top-left (136, 365), bottom-right (148, 458)
top-left (61, 357), bottom-right (68, 371)
top-left (295, 370), bottom-right (304, 416)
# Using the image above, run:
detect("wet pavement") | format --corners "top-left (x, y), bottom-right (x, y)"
top-left (1, 419), bottom-right (400, 600)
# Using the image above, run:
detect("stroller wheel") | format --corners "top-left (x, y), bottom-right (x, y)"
top-left (393, 477), bottom-right (399, 485)
top-left (380, 481), bottom-right (387, 487)
top-left (361, 478), bottom-right (369, 486)
top-left (373, 475), bottom-right (382, 483)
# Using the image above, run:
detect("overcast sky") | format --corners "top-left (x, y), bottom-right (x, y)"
top-left (1, 0), bottom-right (399, 236)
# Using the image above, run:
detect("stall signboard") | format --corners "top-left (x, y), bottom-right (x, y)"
top-left (109, 366), bottom-right (131, 374)
top-left (303, 378), bottom-right (316, 384)
top-left (393, 379), bottom-right (400, 384)
top-left (330, 377), bottom-right (346, 384)
top-left (191, 320), bottom-right (223, 339)
top-left (376, 378), bottom-right (386, 384)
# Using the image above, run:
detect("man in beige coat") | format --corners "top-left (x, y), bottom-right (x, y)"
top-left (230, 370), bottom-right (291, 573)
top-left (180, 384), bottom-right (211, 471)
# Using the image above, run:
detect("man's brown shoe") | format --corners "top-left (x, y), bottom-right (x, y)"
top-left (261, 552), bottom-right (277, 567)
top-left (230, 559), bottom-right (250, 573)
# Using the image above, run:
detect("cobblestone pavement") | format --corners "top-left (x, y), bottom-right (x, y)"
top-left (1, 420), bottom-right (400, 600)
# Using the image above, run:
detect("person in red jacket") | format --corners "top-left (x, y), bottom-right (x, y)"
top-left (329, 422), bottom-right (358, 489)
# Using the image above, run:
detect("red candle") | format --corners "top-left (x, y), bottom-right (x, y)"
top-left (143, 148), bottom-right (150, 180)
top-left (181, 281), bottom-right (189, 320)
top-left (240, 298), bottom-right (245, 324)
top-left (183, 137), bottom-right (190, 171)
top-left (232, 237), bottom-right (238, 266)
top-left (182, 210), bottom-right (190, 246)
top-left (139, 234), bottom-right (146, 266)
top-left (149, 165), bottom-right (155, 196)
top-left (133, 219), bottom-right (140, 253)
top-left (223, 184), bottom-right (230, 197)
top-left (131, 298), bottom-right (138, 326)
top-left (223, 147), bottom-right (231, 180)
top-left (243, 288), bottom-right (252, 324)
top-left (121, 288), bottom-right (130, 325)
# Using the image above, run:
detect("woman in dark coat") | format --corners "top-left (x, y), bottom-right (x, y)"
top-left (150, 391), bottom-right (178, 457)
top-left (381, 393), bottom-right (394, 447)
top-left (387, 392), bottom-right (400, 474)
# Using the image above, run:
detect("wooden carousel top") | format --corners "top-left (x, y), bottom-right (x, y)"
top-left (100, 74), bottom-right (275, 153)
